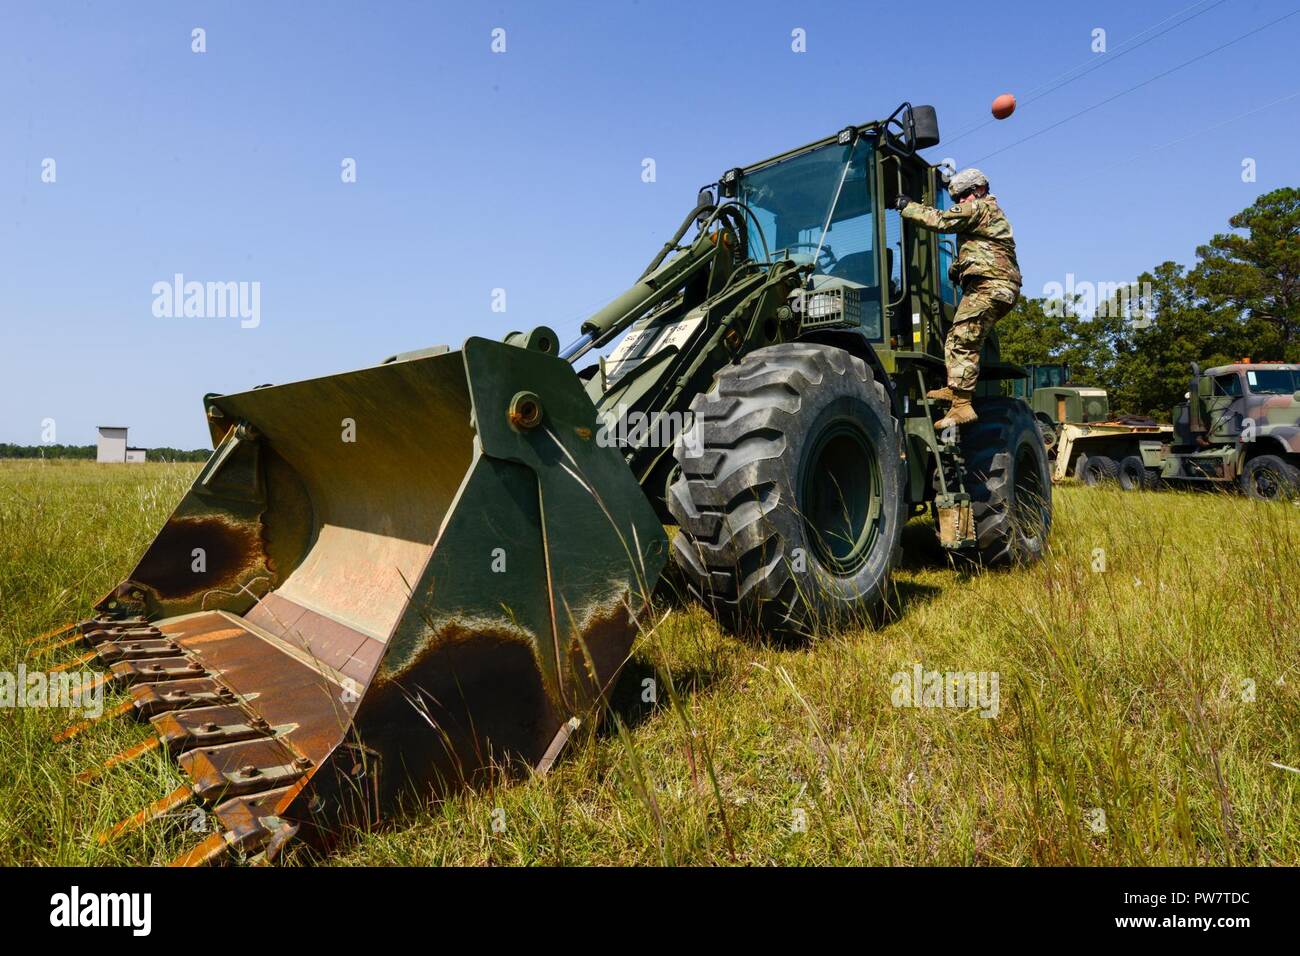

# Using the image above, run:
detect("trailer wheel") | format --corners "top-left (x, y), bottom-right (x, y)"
top-left (668, 343), bottom-right (906, 640)
top-left (1118, 455), bottom-right (1148, 491)
top-left (1075, 453), bottom-right (1119, 486)
top-left (1240, 454), bottom-right (1300, 502)
top-left (1036, 419), bottom-right (1057, 458)
top-left (959, 398), bottom-right (1053, 566)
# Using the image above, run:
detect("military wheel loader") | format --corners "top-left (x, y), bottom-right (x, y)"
top-left (40, 102), bottom-right (1051, 863)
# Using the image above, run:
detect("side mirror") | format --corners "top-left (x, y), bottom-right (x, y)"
top-left (1293, 389), bottom-right (1300, 403)
top-left (912, 105), bottom-right (941, 149)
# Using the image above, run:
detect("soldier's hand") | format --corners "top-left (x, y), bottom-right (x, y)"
top-left (893, 195), bottom-right (911, 211)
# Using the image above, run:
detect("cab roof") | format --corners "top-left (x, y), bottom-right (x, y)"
top-left (1205, 363), bottom-right (1300, 377)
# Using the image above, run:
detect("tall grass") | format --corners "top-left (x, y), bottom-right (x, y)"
top-left (1, 460), bottom-right (1296, 865)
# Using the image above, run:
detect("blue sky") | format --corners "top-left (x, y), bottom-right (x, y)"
top-left (2, 0), bottom-right (1296, 448)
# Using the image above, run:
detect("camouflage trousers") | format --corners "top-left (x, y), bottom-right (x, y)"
top-left (946, 279), bottom-right (1020, 391)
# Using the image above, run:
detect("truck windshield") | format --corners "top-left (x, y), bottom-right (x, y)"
top-left (1244, 368), bottom-right (1299, 394)
top-left (1033, 365), bottom-right (1068, 389)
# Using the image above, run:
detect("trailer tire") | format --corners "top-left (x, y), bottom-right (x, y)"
top-left (1118, 455), bottom-right (1148, 491)
top-left (959, 398), bottom-right (1053, 566)
top-left (1036, 419), bottom-right (1057, 458)
top-left (1240, 454), bottom-right (1300, 502)
top-left (668, 343), bottom-right (906, 640)
top-left (1075, 453), bottom-right (1119, 486)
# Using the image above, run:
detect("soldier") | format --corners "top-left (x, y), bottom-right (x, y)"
top-left (894, 168), bottom-right (1021, 429)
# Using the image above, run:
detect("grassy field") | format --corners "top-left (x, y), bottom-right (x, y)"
top-left (1, 458), bottom-right (1297, 866)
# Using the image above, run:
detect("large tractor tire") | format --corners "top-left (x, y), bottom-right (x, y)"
top-left (1075, 452), bottom-right (1119, 486)
top-left (958, 397), bottom-right (1052, 566)
top-left (1240, 454), bottom-right (1300, 502)
top-left (668, 343), bottom-right (906, 640)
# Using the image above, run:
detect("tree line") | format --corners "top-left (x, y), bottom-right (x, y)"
top-left (0, 444), bottom-right (210, 462)
top-left (997, 187), bottom-right (1298, 419)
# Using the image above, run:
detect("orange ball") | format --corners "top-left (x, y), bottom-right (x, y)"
top-left (991, 93), bottom-right (1016, 119)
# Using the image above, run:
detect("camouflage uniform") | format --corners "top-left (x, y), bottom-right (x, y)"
top-left (902, 195), bottom-right (1021, 391)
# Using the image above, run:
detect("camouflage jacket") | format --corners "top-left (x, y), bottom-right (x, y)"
top-left (902, 195), bottom-right (1022, 288)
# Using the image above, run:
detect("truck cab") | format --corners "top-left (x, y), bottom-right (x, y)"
top-left (1175, 362), bottom-right (1300, 456)
top-left (1010, 363), bottom-right (1111, 427)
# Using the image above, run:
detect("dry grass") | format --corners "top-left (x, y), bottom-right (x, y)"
top-left (1, 459), bottom-right (1297, 865)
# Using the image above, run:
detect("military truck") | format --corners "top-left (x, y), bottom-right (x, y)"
top-left (1058, 362), bottom-right (1300, 499)
top-left (1009, 363), bottom-right (1115, 458)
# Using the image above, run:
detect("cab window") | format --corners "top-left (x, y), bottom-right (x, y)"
top-left (936, 189), bottom-right (959, 306)
top-left (1213, 374), bottom-right (1242, 397)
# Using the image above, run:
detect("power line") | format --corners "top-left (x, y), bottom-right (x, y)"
top-left (1020, 0), bottom-right (1226, 103)
top-left (1078, 88), bottom-right (1300, 185)
top-left (943, 0), bottom-right (1229, 147)
top-left (970, 7), bottom-right (1300, 165)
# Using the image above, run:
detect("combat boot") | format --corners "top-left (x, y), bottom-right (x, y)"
top-left (926, 386), bottom-right (956, 402)
top-left (935, 391), bottom-right (978, 430)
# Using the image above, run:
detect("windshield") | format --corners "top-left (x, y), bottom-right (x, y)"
top-left (740, 141), bottom-right (877, 280)
top-left (738, 139), bottom-right (881, 334)
top-left (1244, 368), bottom-right (1300, 395)
top-left (1033, 365), bottom-right (1068, 389)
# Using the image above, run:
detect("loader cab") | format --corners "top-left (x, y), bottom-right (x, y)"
top-left (731, 126), bottom-right (947, 361)
top-left (736, 135), bottom-right (887, 341)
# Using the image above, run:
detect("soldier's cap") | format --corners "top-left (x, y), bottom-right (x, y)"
top-left (948, 167), bottom-right (989, 199)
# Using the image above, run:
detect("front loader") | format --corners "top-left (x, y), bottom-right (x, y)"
top-left (43, 102), bottom-right (1052, 863)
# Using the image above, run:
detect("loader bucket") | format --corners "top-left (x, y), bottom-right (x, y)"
top-left (65, 332), bottom-right (667, 861)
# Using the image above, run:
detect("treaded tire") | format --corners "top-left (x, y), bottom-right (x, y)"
top-left (668, 343), bottom-right (906, 640)
top-left (1036, 419), bottom-right (1058, 459)
top-left (1075, 453), bottom-right (1119, 486)
top-left (1118, 455), bottom-right (1148, 491)
top-left (1240, 454), bottom-right (1300, 502)
top-left (959, 397), bottom-right (1053, 565)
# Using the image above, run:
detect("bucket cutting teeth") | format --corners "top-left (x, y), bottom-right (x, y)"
top-left (168, 832), bottom-right (232, 867)
top-left (93, 637), bottom-right (182, 664)
top-left (59, 611), bottom-right (331, 863)
top-left (28, 622), bottom-right (77, 646)
top-left (53, 700), bottom-right (135, 742)
top-left (49, 650), bottom-right (98, 673)
top-left (151, 704), bottom-right (271, 755)
top-left (34, 632), bottom-right (89, 656)
top-left (131, 679), bottom-right (240, 718)
top-left (113, 657), bottom-right (209, 683)
top-left (78, 736), bottom-right (164, 784)
top-left (98, 783), bottom-right (194, 845)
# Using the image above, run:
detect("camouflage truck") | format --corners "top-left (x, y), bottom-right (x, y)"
top-left (1057, 362), bottom-right (1300, 500)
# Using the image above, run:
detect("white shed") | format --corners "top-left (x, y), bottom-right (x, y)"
top-left (96, 427), bottom-right (128, 463)
top-left (97, 427), bottom-right (147, 463)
